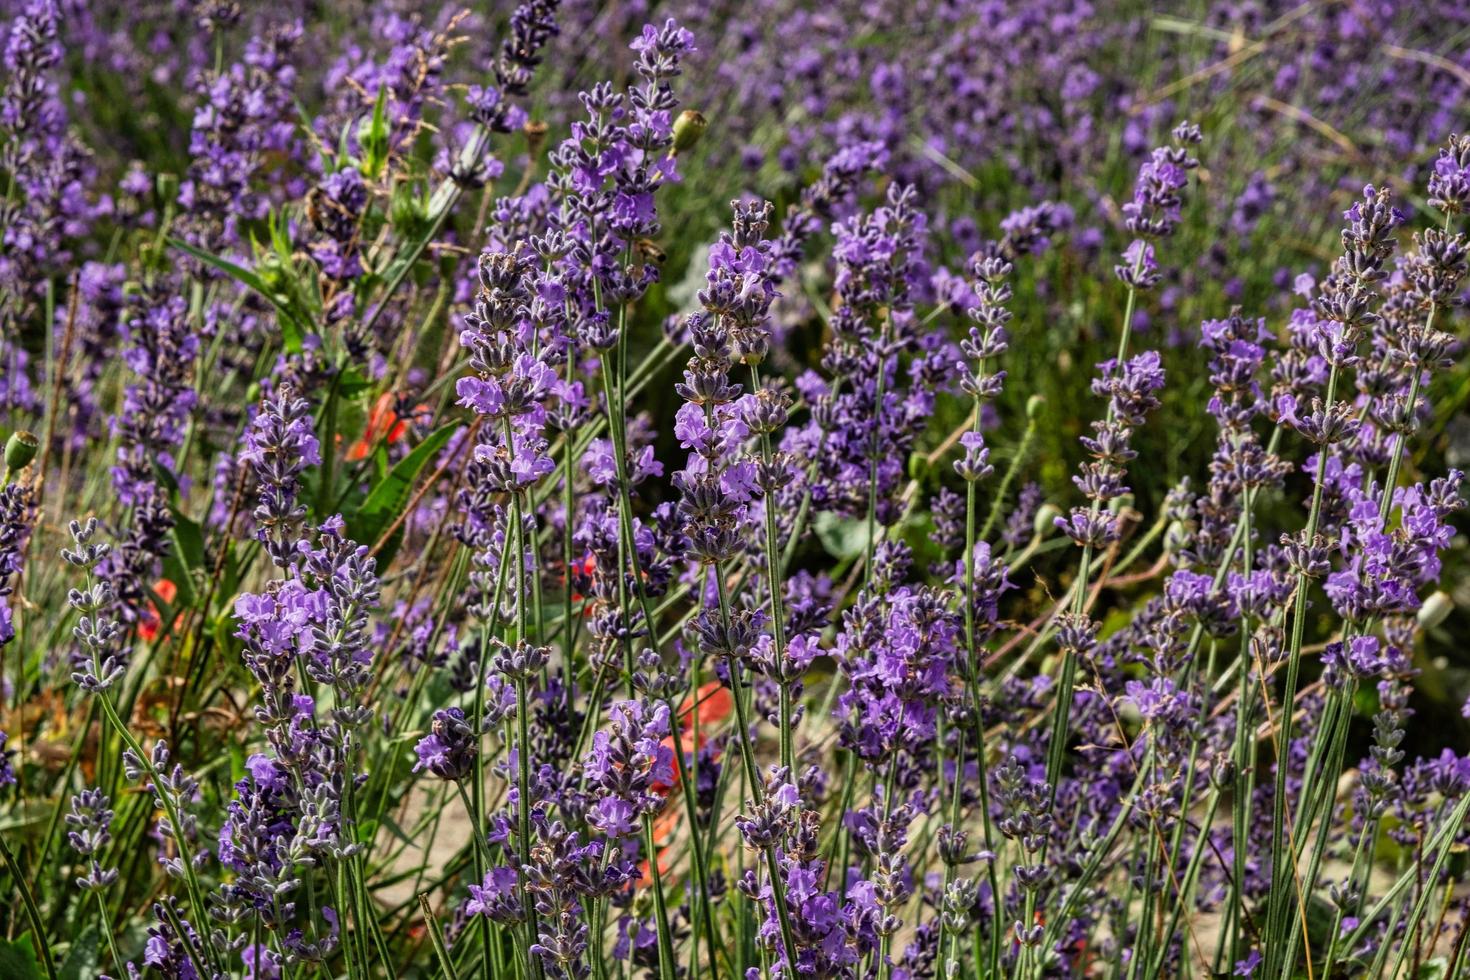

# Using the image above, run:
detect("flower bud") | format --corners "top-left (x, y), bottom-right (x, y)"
top-left (1163, 519), bottom-right (1189, 554)
top-left (4, 430), bottom-right (38, 474)
top-left (155, 172), bottom-right (179, 203)
top-left (1416, 590), bottom-right (1453, 630)
top-left (672, 110), bottom-right (707, 155)
top-left (1026, 394), bottom-right (1045, 421)
top-left (1033, 503), bottom-right (1062, 539)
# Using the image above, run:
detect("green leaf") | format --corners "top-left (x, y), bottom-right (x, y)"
top-left (0, 934), bottom-right (45, 980)
top-left (151, 458), bottom-right (181, 499)
top-left (346, 421), bottom-right (460, 559)
top-left (212, 607), bottom-right (236, 654)
top-left (337, 366), bottom-right (373, 398)
top-left (159, 504), bottom-right (206, 610)
top-left (374, 813), bottom-right (422, 850)
top-left (57, 927), bottom-right (100, 980)
top-left (267, 208), bottom-right (293, 267)
top-left (1414, 958), bottom-right (1450, 979)
top-left (337, 115), bottom-right (353, 168)
top-left (359, 85), bottom-right (390, 179)
top-left (813, 512), bottom-right (871, 562)
top-left (167, 237), bottom-right (308, 353)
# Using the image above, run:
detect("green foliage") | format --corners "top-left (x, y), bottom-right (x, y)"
top-left (346, 421), bottom-right (461, 565)
top-left (167, 237), bottom-right (312, 353)
top-left (0, 936), bottom-right (46, 980)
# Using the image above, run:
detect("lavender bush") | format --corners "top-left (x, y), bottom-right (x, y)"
top-left (1, 1), bottom-right (1469, 977)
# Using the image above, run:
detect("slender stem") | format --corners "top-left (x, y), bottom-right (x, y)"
top-left (642, 816), bottom-right (679, 980)
top-left (779, 378), bottom-right (844, 575)
top-left (823, 749), bottom-right (857, 894)
top-left (961, 396), bottom-right (1003, 974)
top-left (1277, 685), bottom-right (1354, 979)
top-left (1346, 793), bottom-right (1470, 975)
top-left (1340, 773), bottom-right (1470, 955)
top-left (514, 670), bottom-right (540, 966)
top-left (471, 530), bottom-right (509, 980)
top-left (1264, 363), bottom-right (1340, 976)
top-left (503, 411), bottom-right (545, 978)
top-left (95, 890), bottom-right (124, 974)
top-left (977, 411), bottom-right (1038, 544)
top-left (561, 334), bottom-right (579, 673)
top-left (1043, 272), bottom-right (1141, 803)
top-left (420, 893), bottom-right (465, 980)
top-left (863, 313), bottom-right (892, 583)
top-left (1127, 827), bottom-right (1163, 980)
top-left (937, 723), bottom-right (969, 975)
top-left (748, 363), bottom-right (794, 773)
top-left (595, 368), bottom-right (661, 673)
top-left (1037, 753), bottom-right (1154, 953)
top-left (1151, 788), bottom-right (1224, 978)
top-left (0, 833), bottom-right (58, 980)
top-left (1227, 474), bottom-right (1259, 953)
top-left (661, 684), bottom-right (720, 980)
top-left (715, 571), bottom-right (801, 974)
top-left (1323, 813), bottom-right (1374, 976)
top-left (455, 782), bottom-right (498, 873)
top-left (96, 694), bottom-right (221, 974)
top-left (155, 886), bottom-right (215, 980)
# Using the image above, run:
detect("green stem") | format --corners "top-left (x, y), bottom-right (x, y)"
top-left (749, 363), bottom-right (794, 773)
top-left (1042, 273), bottom-right (1141, 804)
top-left (515, 671), bottom-right (540, 969)
top-left (420, 893), bottom-right (465, 980)
top-left (95, 694), bottom-right (220, 974)
top-left (862, 313), bottom-right (893, 584)
top-left (937, 723), bottom-right (970, 975)
top-left (1265, 363), bottom-right (1340, 976)
top-left (662, 684), bottom-right (720, 980)
top-left (95, 890), bottom-right (123, 974)
top-left (715, 571), bottom-right (801, 974)
top-left (961, 410), bottom-right (1003, 975)
top-left (1126, 829), bottom-right (1162, 980)
top-left (0, 833), bottom-right (58, 980)
top-left (641, 816), bottom-right (679, 980)
top-left (977, 411), bottom-right (1038, 544)
top-left (1340, 789), bottom-right (1470, 956)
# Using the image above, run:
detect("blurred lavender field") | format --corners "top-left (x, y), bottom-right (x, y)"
top-left (2, 1), bottom-right (1470, 977)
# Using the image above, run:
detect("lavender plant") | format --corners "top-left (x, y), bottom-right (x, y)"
top-left (1, 2), bottom-right (1470, 978)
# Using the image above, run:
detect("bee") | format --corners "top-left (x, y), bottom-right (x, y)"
top-left (304, 184), bottom-right (329, 233)
top-left (634, 238), bottom-right (667, 269)
top-left (523, 119), bottom-right (550, 155)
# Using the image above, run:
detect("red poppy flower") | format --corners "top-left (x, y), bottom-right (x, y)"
top-left (139, 579), bottom-right (179, 642)
top-left (347, 393), bottom-right (424, 461)
top-left (639, 681), bottom-right (736, 886)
